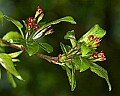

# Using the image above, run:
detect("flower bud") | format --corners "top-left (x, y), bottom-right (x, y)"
top-left (93, 53), bottom-right (98, 59)
top-left (35, 6), bottom-right (43, 19)
top-left (45, 29), bottom-right (54, 35)
top-left (88, 35), bottom-right (94, 41)
top-left (28, 17), bottom-right (34, 22)
top-left (37, 13), bottom-right (44, 24)
top-left (34, 24), bottom-right (39, 30)
top-left (95, 37), bottom-right (101, 43)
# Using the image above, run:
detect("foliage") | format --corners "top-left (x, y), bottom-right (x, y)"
top-left (0, 6), bottom-right (111, 91)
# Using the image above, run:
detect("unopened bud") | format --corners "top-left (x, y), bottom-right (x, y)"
top-left (45, 29), bottom-right (54, 35)
top-left (37, 13), bottom-right (44, 24)
top-left (35, 6), bottom-right (43, 19)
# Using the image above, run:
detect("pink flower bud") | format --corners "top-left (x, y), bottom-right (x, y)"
top-left (28, 17), bottom-right (34, 22)
top-left (88, 35), bottom-right (94, 41)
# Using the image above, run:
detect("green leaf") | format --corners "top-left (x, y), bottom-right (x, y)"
top-left (90, 63), bottom-right (111, 91)
top-left (3, 31), bottom-right (22, 43)
top-left (64, 62), bottom-right (76, 91)
top-left (81, 43), bottom-right (91, 56)
top-left (33, 16), bottom-right (76, 37)
top-left (71, 63), bottom-right (76, 91)
top-left (0, 11), bottom-right (4, 26)
top-left (4, 15), bottom-right (24, 38)
top-left (72, 55), bottom-right (81, 70)
top-left (12, 59), bottom-right (20, 62)
top-left (78, 24), bottom-right (106, 43)
top-left (64, 30), bottom-right (77, 47)
top-left (80, 58), bottom-right (90, 72)
top-left (64, 65), bottom-right (72, 87)
top-left (0, 53), bottom-right (23, 80)
top-left (7, 71), bottom-right (16, 88)
top-left (25, 41), bottom-right (39, 56)
top-left (59, 16), bottom-right (76, 24)
top-left (39, 42), bottom-right (53, 53)
top-left (60, 42), bottom-right (68, 55)
top-left (8, 51), bottom-right (23, 58)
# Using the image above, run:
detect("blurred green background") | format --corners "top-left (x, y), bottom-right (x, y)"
top-left (0, 0), bottom-right (120, 96)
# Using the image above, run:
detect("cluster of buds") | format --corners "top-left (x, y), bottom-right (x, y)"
top-left (25, 6), bottom-right (54, 40)
top-left (88, 35), bottom-right (101, 48)
top-left (92, 51), bottom-right (106, 61)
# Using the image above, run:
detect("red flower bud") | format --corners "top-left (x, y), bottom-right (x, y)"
top-left (95, 37), bottom-right (101, 43)
top-left (36, 6), bottom-right (42, 13)
top-left (28, 17), bottom-right (34, 22)
top-left (88, 35), bottom-right (94, 41)
top-left (27, 22), bottom-right (33, 27)
top-left (34, 24), bottom-right (39, 30)
top-left (93, 53), bottom-right (98, 59)
top-left (48, 29), bottom-right (53, 33)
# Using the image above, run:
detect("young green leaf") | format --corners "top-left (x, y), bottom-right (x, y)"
top-left (59, 16), bottom-right (76, 24)
top-left (90, 63), bottom-right (111, 91)
top-left (0, 53), bottom-right (23, 80)
top-left (39, 42), bottom-right (53, 53)
top-left (3, 31), bottom-right (22, 43)
top-left (80, 57), bottom-right (90, 72)
top-left (60, 42), bottom-right (68, 55)
top-left (72, 55), bottom-right (81, 70)
top-left (64, 65), bottom-right (72, 88)
top-left (33, 16), bottom-right (76, 37)
top-left (71, 63), bottom-right (76, 91)
top-left (0, 11), bottom-right (4, 26)
top-left (25, 41), bottom-right (39, 56)
top-left (81, 43), bottom-right (91, 56)
top-left (8, 51), bottom-right (23, 58)
top-left (12, 59), bottom-right (20, 62)
top-left (78, 24), bottom-right (106, 43)
top-left (64, 30), bottom-right (77, 47)
top-left (4, 15), bottom-right (24, 38)
top-left (7, 71), bottom-right (17, 88)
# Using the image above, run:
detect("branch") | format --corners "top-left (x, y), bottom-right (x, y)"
top-left (36, 53), bottom-right (62, 65)
top-left (0, 38), bottom-right (25, 51)
top-left (0, 38), bottom-right (61, 65)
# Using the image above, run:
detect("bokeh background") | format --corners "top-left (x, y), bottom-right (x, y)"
top-left (0, 0), bottom-right (120, 96)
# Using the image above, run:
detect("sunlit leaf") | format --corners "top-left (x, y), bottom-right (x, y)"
top-left (80, 58), bottom-right (90, 72)
top-left (4, 15), bottom-right (24, 38)
top-left (7, 71), bottom-right (16, 88)
top-left (3, 31), bottom-right (22, 43)
top-left (0, 11), bottom-right (4, 26)
top-left (33, 16), bottom-right (76, 37)
top-left (12, 59), bottom-right (20, 62)
top-left (8, 51), bottom-right (23, 58)
top-left (90, 63), bottom-right (111, 91)
top-left (59, 16), bottom-right (76, 24)
top-left (0, 53), bottom-right (23, 80)
top-left (64, 30), bottom-right (77, 47)
top-left (81, 43), bottom-right (91, 56)
top-left (78, 24), bottom-right (106, 43)
top-left (39, 42), bottom-right (53, 53)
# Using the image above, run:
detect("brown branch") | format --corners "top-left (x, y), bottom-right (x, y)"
top-left (0, 38), bottom-right (61, 65)
top-left (0, 38), bottom-right (25, 51)
top-left (36, 53), bottom-right (61, 65)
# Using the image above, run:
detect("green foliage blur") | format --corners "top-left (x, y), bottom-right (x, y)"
top-left (0, 0), bottom-right (119, 96)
